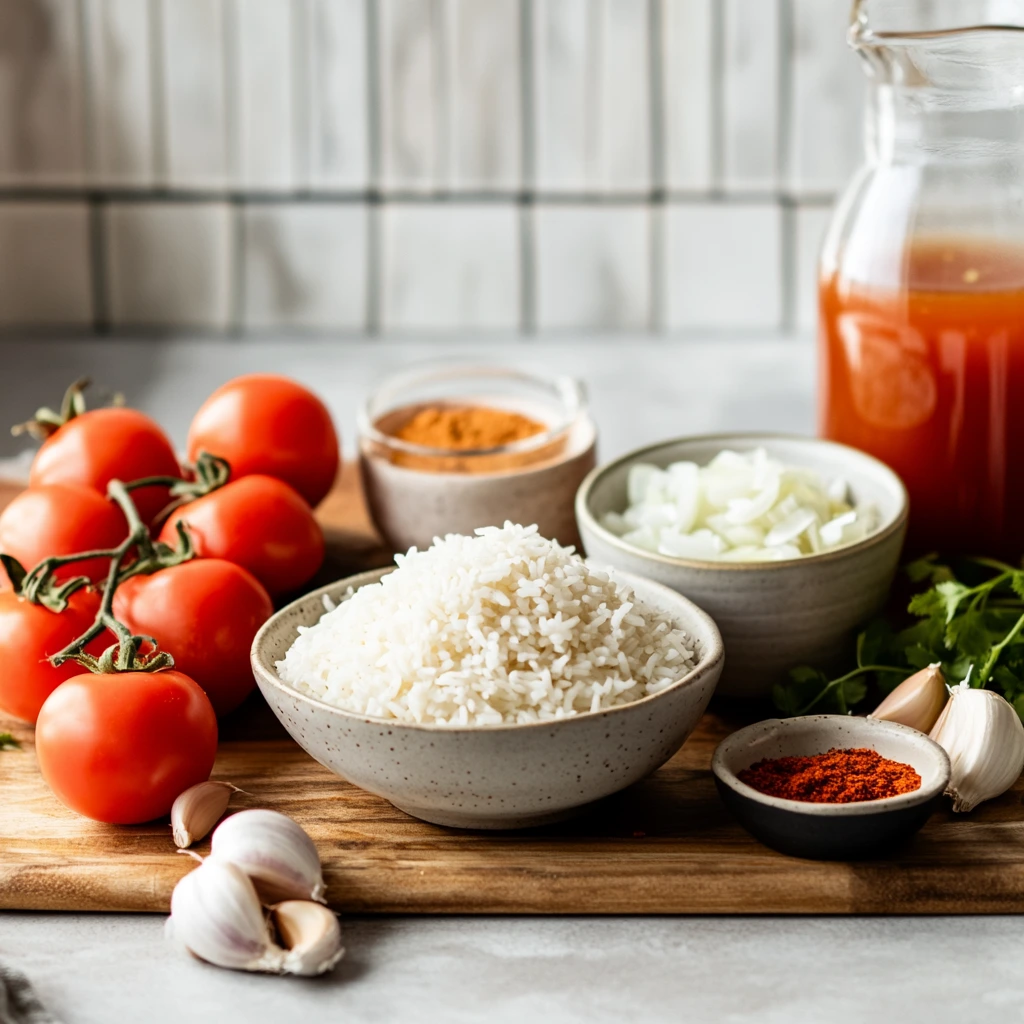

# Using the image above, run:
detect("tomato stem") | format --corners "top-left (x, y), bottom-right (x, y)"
top-left (10, 378), bottom-right (93, 440)
top-left (43, 479), bottom-right (193, 674)
top-left (128, 450), bottom-right (231, 528)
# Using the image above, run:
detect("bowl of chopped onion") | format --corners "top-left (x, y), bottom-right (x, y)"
top-left (575, 434), bottom-right (908, 698)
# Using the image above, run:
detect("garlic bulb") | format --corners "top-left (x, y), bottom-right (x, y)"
top-left (169, 859), bottom-right (287, 973)
top-left (272, 901), bottom-right (345, 976)
top-left (171, 782), bottom-right (239, 849)
top-left (869, 664), bottom-right (948, 734)
top-left (210, 809), bottom-right (326, 904)
top-left (929, 684), bottom-right (1024, 812)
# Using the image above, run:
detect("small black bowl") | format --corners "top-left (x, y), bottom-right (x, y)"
top-left (712, 715), bottom-right (950, 860)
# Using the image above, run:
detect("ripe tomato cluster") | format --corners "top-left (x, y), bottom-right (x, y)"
top-left (0, 374), bottom-right (339, 825)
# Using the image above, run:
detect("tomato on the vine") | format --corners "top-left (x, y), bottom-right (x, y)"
top-left (0, 484), bottom-right (127, 588)
top-left (0, 588), bottom-right (103, 723)
top-left (35, 669), bottom-right (218, 824)
top-left (31, 407), bottom-right (182, 525)
top-left (113, 559), bottom-right (273, 717)
top-left (158, 475), bottom-right (324, 597)
top-left (187, 374), bottom-right (339, 508)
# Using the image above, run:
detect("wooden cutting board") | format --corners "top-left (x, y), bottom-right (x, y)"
top-left (2, 466), bottom-right (1024, 915)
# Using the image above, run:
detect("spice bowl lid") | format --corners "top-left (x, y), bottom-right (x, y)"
top-left (711, 716), bottom-right (951, 860)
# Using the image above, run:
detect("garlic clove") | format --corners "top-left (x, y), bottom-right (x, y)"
top-left (171, 781), bottom-right (238, 849)
top-left (869, 664), bottom-right (948, 734)
top-left (272, 901), bottom-right (345, 976)
top-left (169, 858), bottom-right (287, 973)
top-left (929, 684), bottom-right (1024, 812)
top-left (210, 809), bottom-right (326, 904)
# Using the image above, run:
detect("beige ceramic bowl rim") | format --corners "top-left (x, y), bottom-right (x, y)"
top-left (712, 715), bottom-right (951, 817)
top-left (575, 431), bottom-right (910, 573)
top-left (251, 565), bottom-right (724, 735)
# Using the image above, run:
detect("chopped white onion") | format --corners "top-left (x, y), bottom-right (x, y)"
top-left (601, 448), bottom-right (879, 562)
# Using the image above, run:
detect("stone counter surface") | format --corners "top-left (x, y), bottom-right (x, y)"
top-left (1, 336), bottom-right (1020, 1024)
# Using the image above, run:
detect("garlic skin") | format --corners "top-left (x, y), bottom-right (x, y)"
top-left (169, 859), bottom-right (287, 973)
top-left (869, 664), bottom-right (948, 734)
top-left (929, 684), bottom-right (1024, 812)
top-left (171, 782), bottom-right (237, 848)
top-left (272, 901), bottom-right (345, 976)
top-left (210, 809), bottom-right (326, 904)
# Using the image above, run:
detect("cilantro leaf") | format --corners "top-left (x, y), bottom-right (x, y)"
top-left (0, 732), bottom-right (20, 751)
top-left (913, 580), bottom-right (973, 623)
top-left (906, 555), bottom-right (955, 584)
top-left (945, 608), bottom-right (998, 658)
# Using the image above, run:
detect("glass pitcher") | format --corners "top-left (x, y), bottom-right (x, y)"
top-left (819, 0), bottom-right (1024, 558)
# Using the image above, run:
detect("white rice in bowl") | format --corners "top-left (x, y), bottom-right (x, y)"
top-left (276, 522), bottom-right (699, 726)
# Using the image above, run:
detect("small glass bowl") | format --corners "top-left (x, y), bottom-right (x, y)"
top-left (358, 361), bottom-right (597, 553)
top-left (358, 362), bottom-right (589, 475)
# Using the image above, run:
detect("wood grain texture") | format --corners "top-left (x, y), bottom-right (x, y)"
top-left (2, 470), bottom-right (1024, 915)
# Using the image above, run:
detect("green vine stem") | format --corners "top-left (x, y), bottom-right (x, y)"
top-left (38, 479), bottom-right (194, 674)
top-left (128, 450), bottom-right (231, 527)
top-left (9, 378), bottom-right (119, 440)
top-left (792, 664), bottom-right (909, 717)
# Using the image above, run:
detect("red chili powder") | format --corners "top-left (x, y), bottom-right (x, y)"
top-left (737, 747), bottom-right (921, 804)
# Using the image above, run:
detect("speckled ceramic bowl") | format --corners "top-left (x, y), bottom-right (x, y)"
top-left (251, 567), bottom-right (724, 829)
top-left (576, 434), bottom-right (908, 698)
top-left (712, 716), bottom-right (950, 859)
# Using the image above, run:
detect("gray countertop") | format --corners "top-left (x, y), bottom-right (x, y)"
top-left (1, 335), bottom-right (1020, 1024)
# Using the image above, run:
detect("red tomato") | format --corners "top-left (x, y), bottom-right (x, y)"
top-left (187, 374), bottom-right (339, 508)
top-left (0, 588), bottom-right (103, 723)
top-left (0, 484), bottom-right (127, 587)
top-left (35, 669), bottom-right (218, 824)
top-left (158, 475), bottom-right (324, 597)
top-left (30, 408), bottom-right (182, 525)
top-left (113, 560), bottom-right (273, 717)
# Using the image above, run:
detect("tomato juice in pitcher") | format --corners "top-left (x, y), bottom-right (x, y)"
top-left (818, 1), bottom-right (1024, 557)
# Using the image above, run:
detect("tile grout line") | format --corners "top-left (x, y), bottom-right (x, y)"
top-left (223, 0), bottom-right (244, 334)
top-left (150, 0), bottom-right (168, 188)
top-left (365, 0), bottom-right (383, 334)
top-left (519, 0), bottom-right (536, 334)
top-left (777, 0), bottom-right (796, 332)
top-left (709, 0), bottom-right (725, 193)
top-left (648, 0), bottom-right (664, 331)
top-left (76, 0), bottom-right (107, 331)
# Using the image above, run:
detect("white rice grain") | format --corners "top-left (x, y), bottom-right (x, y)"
top-left (277, 523), bottom-right (698, 726)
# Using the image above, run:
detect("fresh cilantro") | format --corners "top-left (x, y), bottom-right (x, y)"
top-left (773, 555), bottom-right (1024, 721)
top-left (0, 732), bottom-right (20, 751)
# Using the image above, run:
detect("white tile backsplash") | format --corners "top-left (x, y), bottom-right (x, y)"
top-left (379, 0), bottom-right (442, 191)
top-left (0, 0), bottom-right (87, 187)
top-left (242, 204), bottom-right (368, 329)
top-left (159, 0), bottom-right (230, 189)
top-left (301, 0), bottom-right (370, 190)
top-left (664, 203), bottom-right (783, 329)
top-left (0, 0), bottom-right (866, 332)
top-left (787, 0), bottom-right (864, 197)
top-left (794, 204), bottom-right (833, 333)
top-left (721, 0), bottom-right (779, 192)
top-left (84, 0), bottom-right (155, 188)
top-left (660, 0), bottom-right (714, 191)
top-left (232, 0), bottom-right (295, 191)
top-left (380, 203), bottom-right (519, 330)
top-left (531, 0), bottom-right (651, 192)
top-left (0, 203), bottom-right (92, 326)
top-left (105, 202), bottom-right (234, 328)
top-left (448, 0), bottom-right (522, 191)
top-left (533, 204), bottom-right (650, 329)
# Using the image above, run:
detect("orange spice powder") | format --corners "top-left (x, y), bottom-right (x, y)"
top-left (376, 402), bottom-right (565, 475)
top-left (393, 405), bottom-right (546, 451)
top-left (738, 747), bottom-right (922, 804)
